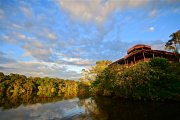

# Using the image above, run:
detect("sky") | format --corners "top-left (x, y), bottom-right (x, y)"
top-left (0, 0), bottom-right (180, 80)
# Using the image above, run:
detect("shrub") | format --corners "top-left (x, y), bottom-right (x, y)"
top-left (149, 58), bottom-right (169, 69)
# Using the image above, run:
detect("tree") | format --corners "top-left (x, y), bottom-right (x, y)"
top-left (165, 30), bottom-right (180, 53)
top-left (80, 60), bottom-right (112, 82)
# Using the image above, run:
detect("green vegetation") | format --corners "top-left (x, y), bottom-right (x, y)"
top-left (78, 79), bottom-right (91, 98)
top-left (80, 60), bottom-right (112, 81)
top-left (79, 60), bottom-right (111, 97)
top-left (0, 73), bottom-right (80, 99)
top-left (90, 58), bottom-right (180, 101)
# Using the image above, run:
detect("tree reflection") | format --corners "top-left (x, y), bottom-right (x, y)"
top-left (0, 91), bottom-right (78, 110)
top-left (78, 97), bottom-right (180, 120)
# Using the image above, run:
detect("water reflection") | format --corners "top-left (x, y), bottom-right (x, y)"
top-left (0, 97), bottom-right (83, 120)
top-left (90, 97), bottom-right (180, 120)
top-left (0, 96), bottom-right (180, 120)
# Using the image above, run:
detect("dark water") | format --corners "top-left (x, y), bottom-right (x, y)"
top-left (0, 96), bottom-right (180, 120)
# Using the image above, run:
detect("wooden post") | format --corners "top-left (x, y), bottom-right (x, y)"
top-left (153, 53), bottom-right (155, 58)
top-left (143, 52), bottom-right (145, 61)
top-left (134, 55), bottom-right (136, 64)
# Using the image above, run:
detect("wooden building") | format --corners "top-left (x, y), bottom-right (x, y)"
top-left (109, 44), bottom-right (180, 66)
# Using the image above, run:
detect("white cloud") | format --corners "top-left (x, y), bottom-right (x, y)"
top-left (23, 40), bottom-right (52, 61)
top-left (1, 32), bottom-right (36, 44)
top-left (150, 40), bottom-right (165, 50)
top-left (16, 33), bottom-right (28, 39)
top-left (47, 33), bottom-right (57, 40)
top-left (0, 60), bottom-right (81, 80)
top-left (11, 23), bottom-right (23, 29)
top-left (0, 9), bottom-right (4, 19)
top-left (151, 44), bottom-right (165, 50)
top-left (62, 57), bottom-right (94, 66)
top-left (0, 52), bottom-right (17, 64)
top-left (149, 26), bottom-right (155, 31)
top-left (20, 6), bottom-right (32, 17)
top-left (149, 9), bottom-right (157, 17)
top-left (57, 0), bottom-right (150, 23)
top-left (151, 43), bottom-right (165, 50)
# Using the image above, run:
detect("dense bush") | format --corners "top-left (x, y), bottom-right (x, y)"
top-left (91, 58), bottom-right (180, 101)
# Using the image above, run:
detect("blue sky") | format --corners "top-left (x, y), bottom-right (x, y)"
top-left (0, 0), bottom-right (180, 80)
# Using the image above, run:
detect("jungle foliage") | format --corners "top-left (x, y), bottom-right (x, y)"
top-left (91, 58), bottom-right (180, 101)
top-left (0, 73), bottom-right (80, 99)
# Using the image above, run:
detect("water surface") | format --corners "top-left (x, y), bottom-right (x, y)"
top-left (0, 96), bottom-right (180, 120)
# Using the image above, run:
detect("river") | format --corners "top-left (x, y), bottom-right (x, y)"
top-left (0, 96), bottom-right (180, 120)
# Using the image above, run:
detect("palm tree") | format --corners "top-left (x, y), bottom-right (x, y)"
top-left (165, 30), bottom-right (180, 53)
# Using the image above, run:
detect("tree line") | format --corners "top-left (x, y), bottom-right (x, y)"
top-left (0, 72), bottom-right (87, 99)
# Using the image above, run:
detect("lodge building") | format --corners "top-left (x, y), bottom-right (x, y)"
top-left (109, 44), bottom-right (180, 66)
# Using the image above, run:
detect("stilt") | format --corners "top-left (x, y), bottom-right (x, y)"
top-left (143, 52), bottom-right (145, 61)
top-left (134, 55), bottom-right (136, 64)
